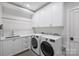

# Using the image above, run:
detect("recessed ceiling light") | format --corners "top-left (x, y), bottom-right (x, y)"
top-left (26, 4), bottom-right (30, 7)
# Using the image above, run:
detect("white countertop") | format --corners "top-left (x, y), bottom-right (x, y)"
top-left (0, 33), bottom-right (62, 41)
top-left (41, 35), bottom-right (62, 40)
top-left (34, 33), bottom-right (62, 40)
top-left (0, 34), bottom-right (33, 41)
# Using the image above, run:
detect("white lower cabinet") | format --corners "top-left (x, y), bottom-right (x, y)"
top-left (12, 38), bottom-right (24, 55)
top-left (24, 36), bottom-right (31, 49)
top-left (0, 36), bottom-right (30, 56)
top-left (1, 38), bottom-right (14, 56)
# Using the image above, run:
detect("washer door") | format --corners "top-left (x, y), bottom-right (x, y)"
top-left (41, 41), bottom-right (54, 56)
top-left (31, 38), bottom-right (38, 49)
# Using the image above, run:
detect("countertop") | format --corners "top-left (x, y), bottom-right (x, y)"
top-left (0, 34), bottom-right (33, 41)
top-left (0, 33), bottom-right (62, 41)
top-left (40, 35), bottom-right (62, 40)
top-left (0, 33), bottom-right (44, 41)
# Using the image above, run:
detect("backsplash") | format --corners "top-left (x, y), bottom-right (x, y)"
top-left (2, 29), bottom-right (33, 37)
top-left (32, 26), bottom-right (64, 35)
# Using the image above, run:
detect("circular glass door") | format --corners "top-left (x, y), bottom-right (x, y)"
top-left (41, 41), bottom-right (54, 56)
top-left (31, 38), bottom-right (38, 49)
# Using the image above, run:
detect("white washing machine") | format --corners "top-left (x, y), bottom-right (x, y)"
top-left (40, 35), bottom-right (62, 56)
top-left (31, 34), bottom-right (42, 55)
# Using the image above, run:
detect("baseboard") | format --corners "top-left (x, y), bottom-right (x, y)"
top-left (31, 49), bottom-right (40, 56)
top-left (13, 49), bottom-right (29, 56)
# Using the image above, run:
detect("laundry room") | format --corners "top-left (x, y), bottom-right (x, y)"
top-left (0, 1), bottom-right (79, 56)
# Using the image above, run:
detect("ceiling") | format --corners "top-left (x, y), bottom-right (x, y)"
top-left (8, 2), bottom-right (51, 12)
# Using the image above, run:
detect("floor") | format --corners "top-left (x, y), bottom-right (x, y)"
top-left (16, 49), bottom-right (37, 56)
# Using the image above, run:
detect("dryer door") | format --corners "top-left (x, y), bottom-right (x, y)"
top-left (31, 38), bottom-right (38, 49)
top-left (41, 41), bottom-right (54, 56)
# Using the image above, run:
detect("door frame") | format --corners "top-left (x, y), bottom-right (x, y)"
top-left (66, 6), bottom-right (79, 55)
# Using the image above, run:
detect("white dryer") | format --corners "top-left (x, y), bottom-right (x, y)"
top-left (31, 34), bottom-right (42, 55)
top-left (40, 35), bottom-right (62, 56)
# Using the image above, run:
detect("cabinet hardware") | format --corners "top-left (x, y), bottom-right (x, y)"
top-left (70, 37), bottom-right (74, 41)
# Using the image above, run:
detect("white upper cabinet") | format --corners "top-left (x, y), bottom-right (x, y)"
top-left (51, 2), bottom-right (64, 26)
top-left (1, 3), bottom-right (33, 36)
top-left (32, 2), bottom-right (64, 27)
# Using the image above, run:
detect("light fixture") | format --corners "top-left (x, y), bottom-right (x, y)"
top-left (26, 4), bottom-right (30, 7)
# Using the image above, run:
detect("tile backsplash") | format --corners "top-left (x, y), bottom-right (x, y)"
top-left (2, 29), bottom-right (33, 37)
top-left (32, 26), bottom-right (64, 35)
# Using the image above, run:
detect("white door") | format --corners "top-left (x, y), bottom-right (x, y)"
top-left (68, 8), bottom-right (79, 56)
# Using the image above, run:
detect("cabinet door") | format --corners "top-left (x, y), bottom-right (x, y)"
top-left (12, 37), bottom-right (26, 54)
top-left (51, 2), bottom-right (64, 26)
top-left (32, 3), bottom-right (64, 27)
top-left (1, 39), bottom-right (14, 56)
top-left (3, 19), bottom-right (15, 37)
top-left (12, 38), bottom-right (21, 54)
top-left (19, 37), bottom-right (28, 50)
top-left (38, 9), bottom-right (51, 27)
top-left (32, 4), bottom-right (51, 27)
top-left (0, 41), bottom-right (3, 56)
top-left (0, 37), bottom-right (30, 56)
top-left (13, 37), bottom-right (30, 54)
top-left (23, 36), bottom-right (31, 49)
top-left (32, 13), bottom-right (40, 27)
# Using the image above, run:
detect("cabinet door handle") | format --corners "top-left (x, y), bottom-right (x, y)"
top-left (70, 37), bottom-right (74, 41)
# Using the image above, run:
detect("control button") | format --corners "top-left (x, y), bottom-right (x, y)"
top-left (50, 39), bottom-right (55, 42)
top-left (36, 36), bottom-right (39, 38)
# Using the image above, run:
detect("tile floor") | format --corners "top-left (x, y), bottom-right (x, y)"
top-left (16, 49), bottom-right (37, 56)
